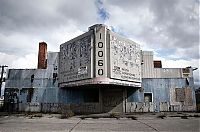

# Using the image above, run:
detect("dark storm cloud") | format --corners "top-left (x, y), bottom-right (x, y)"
top-left (0, 0), bottom-right (97, 34)
top-left (149, 0), bottom-right (198, 47)
top-left (105, 0), bottom-right (199, 60)
top-left (0, 0), bottom-right (97, 56)
top-left (149, 0), bottom-right (199, 59)
top-left (0, 0), bottom-right (199, 81)
top-left (0, 1), bottom-right (60, 33)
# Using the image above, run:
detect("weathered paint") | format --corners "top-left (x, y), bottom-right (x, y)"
top-left (59, 24), bottom-right (141, 87)
top-left (195, 89), bottom-right (200, 112)
top-left (141, 51), bottom-right (154, 78)
top-left (126, 102), bottom-right (155, 112)
top-left (59, 31), bottom-right (93, 83)
top-left (141, 51), bottom-right (193, 78)
top-left (142, 78), bottom-right (196, 112)
top-left (109, 32), bottom-right (141, 82)
top-left (3, 24), bottom-right (197, 114)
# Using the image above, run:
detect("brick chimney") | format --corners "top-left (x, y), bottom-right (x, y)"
top-left (37, 42), bottom-right (47, 69)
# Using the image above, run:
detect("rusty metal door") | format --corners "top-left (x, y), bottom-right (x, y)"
top-left (102, 88), bottom-right (123, 113)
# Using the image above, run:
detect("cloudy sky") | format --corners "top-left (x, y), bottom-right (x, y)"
top-left (0, 0), bottom-right (199, 85)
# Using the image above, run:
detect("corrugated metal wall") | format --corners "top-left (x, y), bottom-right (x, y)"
top-left (4, 48), bottom-right (196, 113)
top-left (141, 51), bottom-right (154, 78)
top-left (126, 78), bottom-right (196, 112)
top-left (141, 51), bottom-right (193, 78)
top-left (142, 78), bottom-right (196, 112)
top-left (153, 68), bottom-right (182, 78)
top-left (5, 52), bottom-right (59, 104)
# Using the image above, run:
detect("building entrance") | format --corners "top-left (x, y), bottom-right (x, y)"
top-left (102, 88), bottom-right (123, 113)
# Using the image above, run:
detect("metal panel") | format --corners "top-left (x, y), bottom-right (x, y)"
top-left (141, 51), bottom-right (154, 78)
top-left (154, 68), bottom-right (182, 78)
top-left (46, 52), bottom-right (59, 76)
top-left (59, 31), bottom-right (93, 84)
top-left (142, 78), bottom-right (196, 112)
top-left (6, 69), bottom-right (58, 89)
top-left (141, 51), bottom-right (193, 79)
top-left (109, 32), bottom-right (141, 82)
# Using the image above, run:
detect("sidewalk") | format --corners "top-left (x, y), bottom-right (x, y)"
top-left (76, 112), bottom-right (200, 120)
top-left (0, 112), bottom-right (199, 132)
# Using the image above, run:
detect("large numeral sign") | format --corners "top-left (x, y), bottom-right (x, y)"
top-left (95, 26), bottom-right (107, 77)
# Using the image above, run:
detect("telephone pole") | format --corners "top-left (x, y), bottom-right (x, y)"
top-left (0, 65), bottom-right (8, 96)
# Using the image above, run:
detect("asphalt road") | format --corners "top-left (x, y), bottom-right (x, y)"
top-left (0, 114), bottom-right (199, 132)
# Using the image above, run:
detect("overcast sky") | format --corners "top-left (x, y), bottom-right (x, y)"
top-left (0, 0), bottom-right (199, 85)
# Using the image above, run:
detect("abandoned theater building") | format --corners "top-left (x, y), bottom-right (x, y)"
top-left (4, 24), bottom-right (196, 113)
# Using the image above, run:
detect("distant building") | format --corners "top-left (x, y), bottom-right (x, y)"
top-left (4, 24), bottom-right (196, 113)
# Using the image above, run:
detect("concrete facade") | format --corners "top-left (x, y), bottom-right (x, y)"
top-left (3, 24), bottom-right (197, 113)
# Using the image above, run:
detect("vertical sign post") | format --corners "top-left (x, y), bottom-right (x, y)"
top-left (95, 26), bottom-right (107, 77)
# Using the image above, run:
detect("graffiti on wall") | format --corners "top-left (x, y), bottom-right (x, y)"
top-left (4, 88), bottom-right (19, 104)
top-left (59, 35), bottom-right (92, 82)
top-left (126, 102), bottom-right (155, 112)
top-left (110, 34), bottom-right (141, 82)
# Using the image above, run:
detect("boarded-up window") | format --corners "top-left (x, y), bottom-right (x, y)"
top-left (175, 88), bottom-right (193, 105)
top-left (175, 88), bottom-right (185, 102)
top-left (182, 68), bottom-right (190, 77)
top-left (185, 88), bottom-right (193, 105)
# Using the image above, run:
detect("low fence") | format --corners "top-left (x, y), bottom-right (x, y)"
top-left (3, 102), bottom-right (196, 113)
top-left (126, 102), bottom-right (196, 112)
top-left (4, 102), bottom-right (100, 114)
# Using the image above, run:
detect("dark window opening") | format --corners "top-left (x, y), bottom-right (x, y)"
top-left (2, 77), bottom-right (5, 82)
top-left (83, 89), bottom-right (99, 103)
top-left (144, 93), bottom-right (152, 102)
top-left (27, 88), bottom-right (34, 102)
top-left (154, 60), bottom-right (162, 68)
top-left (53, 73), bottom-right (57, 84)
top-left (31, 74), bottom-right (34, 83)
